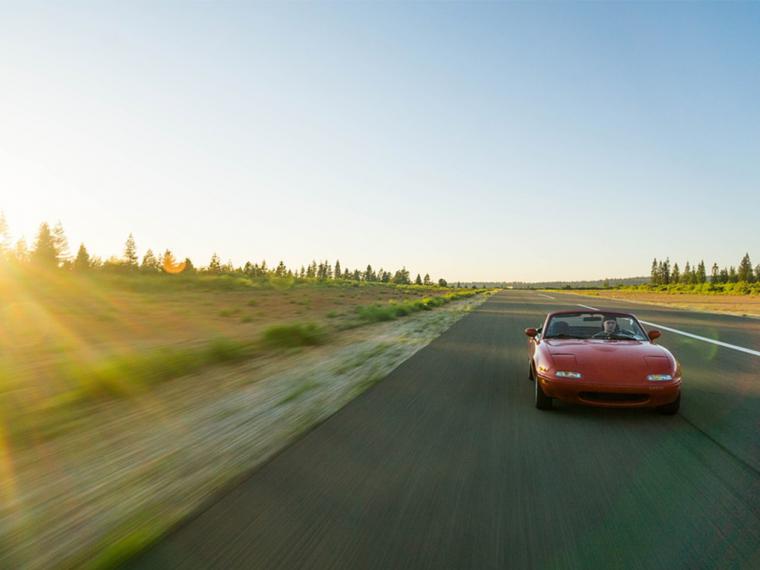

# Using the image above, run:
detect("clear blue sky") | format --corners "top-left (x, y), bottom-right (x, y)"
top-left (1, 1), bottom-right (758, 281)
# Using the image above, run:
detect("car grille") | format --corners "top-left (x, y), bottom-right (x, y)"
top-left (579, 392), bottom-right (649, 403)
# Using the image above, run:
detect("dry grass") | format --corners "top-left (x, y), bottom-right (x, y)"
top-left (0, 270), bottom-right (472, 444)
top-left (553, 289), bottom-right (760, 317)
top-left (0, 271), bottom-right (490, 569)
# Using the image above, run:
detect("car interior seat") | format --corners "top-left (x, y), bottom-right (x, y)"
top-left (548, 321), bottom-right (570, 336)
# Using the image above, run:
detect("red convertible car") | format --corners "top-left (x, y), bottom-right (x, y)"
top-left (525, 310), bottom-right (681, 414)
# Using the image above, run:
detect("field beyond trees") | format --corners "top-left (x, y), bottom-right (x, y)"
top-left (548, 287), bottom-right (760, 318)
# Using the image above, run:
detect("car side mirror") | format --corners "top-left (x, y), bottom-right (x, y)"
top-left (525, 328), bottom-right (538, 338)
top-left (648, 330), bottom-right (661, 341)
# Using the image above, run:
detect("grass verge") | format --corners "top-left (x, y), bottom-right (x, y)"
top-left (262, 323), bottom-right (326, 348)
top-left (355, 290), bottom-right (479, 323)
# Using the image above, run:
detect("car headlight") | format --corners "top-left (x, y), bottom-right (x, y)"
top-left (647, 374), bottom-right (673, 382)
top-left (555, 371), bottom-right (583, 379)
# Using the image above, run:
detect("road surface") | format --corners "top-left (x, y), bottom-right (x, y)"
top-left (126, 290), bottom-right (760, 569)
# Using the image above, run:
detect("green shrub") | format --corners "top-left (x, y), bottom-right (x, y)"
top-left (391, 302), bottom-right (412, 317)
top-left (206, 338), bottom-right (250, 362)
top-left (618, 282), bottom-right (760, 296)
top-left (262, 323), bottom-right (325, 348)
top-left (62, 338), bottom-right (255, 401)
top-left (356, 304), bottom-right (398, 322)
top-left (354, 290), bottom-right (481, 323)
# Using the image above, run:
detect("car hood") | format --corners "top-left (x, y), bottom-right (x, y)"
top-left (542, 339), bottom-right (675, 384)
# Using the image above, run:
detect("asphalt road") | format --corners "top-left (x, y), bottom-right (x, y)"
top-left (127, 290), bottom-right (760, 569)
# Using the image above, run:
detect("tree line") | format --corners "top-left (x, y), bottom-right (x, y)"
top-left (0, 214), bottom-right (449, 287)
top-left (650, 254), bottom-right (759, 285)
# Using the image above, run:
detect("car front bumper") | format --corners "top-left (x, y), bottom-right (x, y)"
top-left (538, 376), bottom-right (681, 408)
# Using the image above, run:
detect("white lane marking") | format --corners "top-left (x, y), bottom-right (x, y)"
top-left (574, 303), bottom-right (760, 358)
top-left (638, 320), bottom-right (760, 358)
top-left (537, 293), bottom-right (555, 299)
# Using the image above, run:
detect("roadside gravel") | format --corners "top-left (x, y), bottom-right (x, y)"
top-left (0, 293), bottom-right (490, 569)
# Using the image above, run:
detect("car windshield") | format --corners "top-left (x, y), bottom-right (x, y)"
top-left (543, 312), bottom-right (648, 341)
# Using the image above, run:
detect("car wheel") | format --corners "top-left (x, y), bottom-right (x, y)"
top-left (657, 394), bottom-right (680, 415)
top-left (535, 377), bottom-right (552, 410)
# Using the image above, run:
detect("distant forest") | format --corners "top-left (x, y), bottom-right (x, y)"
top-left (506, 253), bottom-right (760, 291)
top-left (650, 255), bottom-right (759, 285)
top-left (0, 214), bottom-right (451, 287)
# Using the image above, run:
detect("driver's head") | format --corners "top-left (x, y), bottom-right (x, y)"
top-left (602, 317), bottom-right (618, 333)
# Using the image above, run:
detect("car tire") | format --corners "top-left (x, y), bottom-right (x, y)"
top-left (657, 394), bottom-right (680, 415)
top-left (535, 377), bottom-right (552, 410)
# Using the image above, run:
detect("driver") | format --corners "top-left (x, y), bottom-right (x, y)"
top-left (593, 317), bottom-right (619, 338)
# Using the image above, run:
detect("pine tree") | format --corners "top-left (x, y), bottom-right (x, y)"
top-left (755, 264), bottom-right (760, 283)
top-left (711, 263), bottom-right (720, 282)
top-left (415, 273), bottom-right (422, 285)
top-left (728, 266), bottom-right (738, 283)
top-left (275, 261), bottom-right (286, 277)
top-left (662, 258), bottom-right (671, 285)
top-left (14, 238), bottom-right (29, 263)
top-left (423, 273), bottom-right (431, 286)
top-left (0, 211), bottom-right (10, 256)
top-left (352, 268), bottom-right (361, 281)
top-left (696, 260), bottom-right (707, 284)
top-left (334, 260), bottom-right (341, 280)
top-left (671, 263), bottom-right (680, 284)
top-left (392, 267), bottom-right (411, 285)
top-left (208, 253), bottom-right (221, 273)
top-left (365, 264), bottom-right (375, 282)
top-left (737, 253), bottom-right (753, 282)
top-left (683, 261), bottom-right (692, 284)
top-left (124, 233), bottom-right (138, 268)
top-left (343, 268), bottom-right (350, 279)
top-left (141, 249), bottom-right (160, 272)
top-left (183, 258), bottom-right (195, 273)
top-left (438, 278), bottom-right (448, 287)
top-left (73, 243), bottom-right (91, 270)
top-left (719, 268), bottom-right (729, 283)
top-left (52, 221), bottom-right (70, 264)
top-left (162, 250), bottom-right (177, 273)
top-left (31, 223), bottom-right (59, 267)
top-left (650, 258), bottom-right (659, 285)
